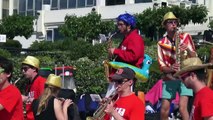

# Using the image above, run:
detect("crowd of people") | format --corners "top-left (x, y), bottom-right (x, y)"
top-left (0, 11), bottom-right (213, 120)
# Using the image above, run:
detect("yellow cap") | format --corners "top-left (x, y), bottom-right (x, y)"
top-left (46, 74), bottom-right (62, 88)
top-left (162, 12), bottom-right (178, 26)
top-left (22, 56), bottom-right (40, 69)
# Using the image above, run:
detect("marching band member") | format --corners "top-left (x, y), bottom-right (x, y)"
top-left (157, 12), bottom-right (197, 120)
top-left (0, 56), bottom-right (24, 120)
top-left (174, 57), bottom-right (213, 120)
top-left (21, 56), bottom-right (46, 120)
top-left (32, 74), bottom-right (72, 120)
top-left (104, 67), bottom-right (145, 120)
top-left (106, 13), bottom-right (144, 97)
top-left (108, 13), bottom-right (144, 69)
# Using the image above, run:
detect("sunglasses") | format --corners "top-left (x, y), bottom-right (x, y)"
top-left (180, 72), bottom-right (190, 80)
top-left (21, 66), bottom-right (31, 72)
top-left (167, 20), bottom-right (178, 25)
top-left (0, 68), bottom-right (4, 74)
top-left (113, 79), bottom-right (129, 85)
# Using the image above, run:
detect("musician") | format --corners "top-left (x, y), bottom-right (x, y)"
top-left (0, 56), bottom-right (24, 120)
top-left (108, 13), bottom-right (144, 72)
top-left (32, 74), bottom-right (72, 120)
top-left (207, 48), bottom-right (213, 89)
top-left (106, 13), bottom-right (144, 96)
top-left (174, 57), bottom-right (213, 120)
top-left (157, 12), bottom-right (197, 120)
top-left (21, 56), bottom-right (46, 120)
top-left (104, 67), bottom-right (145, 120)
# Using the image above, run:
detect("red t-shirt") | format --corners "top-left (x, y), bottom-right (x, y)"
top-left (190, 87), bottom-right (213, 120)
top-left (26, 75), bottom-right (46, 120)
top-left (114, 29), bottom-right (144, 68)
top-left (104, 94), bottom-right (145, 120)
top-left (0, 85), bottom-right (24, 120)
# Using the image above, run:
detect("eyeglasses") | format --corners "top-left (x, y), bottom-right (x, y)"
top-left (21, 66), bottom-right (31, 72)
top-left (167, 20), bottom-right (178, 25)
top-left (180, 72), bottom-right (190, 80)
top-left (117, 23), bottom-right (125, 26)
top-left (113, 79), bottom-right (129, 85)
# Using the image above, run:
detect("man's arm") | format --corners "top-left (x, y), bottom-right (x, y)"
top-left (205, 116), bottom-right (213, 120)
top-left (104, 102), bottom-right (126, 120)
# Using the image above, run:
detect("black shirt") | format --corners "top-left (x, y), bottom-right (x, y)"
top-left (32, 96), bottom-right (57, 120)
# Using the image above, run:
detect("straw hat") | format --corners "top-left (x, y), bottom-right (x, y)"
top-left (22, 56), bottom-right (40, 69)
top-left (46, 74), bottom-right (62, 88)
top-left (162, 12), bottom-right (178, 26)
top-left (174, 57), bottom-right (213, 77)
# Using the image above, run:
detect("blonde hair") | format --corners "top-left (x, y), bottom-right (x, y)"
top-left (36, 84), bottom-right (60, 115)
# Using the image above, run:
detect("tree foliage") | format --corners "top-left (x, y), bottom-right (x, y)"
top-left (135, 5), bottom-right (208, 40)
top-left (209, 20), bottom-right (213, 29)
top-left (59, 11), bottom-right (115, 42)
top-left (0, 15), bottom-right (34, 39)
top-left (188, 5), bottom-right (208, 24)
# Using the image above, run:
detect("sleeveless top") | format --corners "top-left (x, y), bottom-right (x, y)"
top-left (32, 96), bottom-right (57, 120)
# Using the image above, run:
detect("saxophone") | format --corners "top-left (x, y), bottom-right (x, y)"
top-left (86, 89), bottom-right (118, 120)
top-left (175, 28), bottom-right (181, 70)
top-left (104, 31), bottom-right (118, 82)
top-left (107, 31), bottom-right (118, 61)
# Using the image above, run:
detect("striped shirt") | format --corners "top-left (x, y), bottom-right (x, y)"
top-left (157, 32), bottom-right (196, 71)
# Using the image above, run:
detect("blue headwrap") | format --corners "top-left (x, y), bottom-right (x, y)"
top-left (117, 13), bottom-right (136, 28)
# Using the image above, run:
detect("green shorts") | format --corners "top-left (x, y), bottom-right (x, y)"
top-left (162, 80), bottom-right (193, 99)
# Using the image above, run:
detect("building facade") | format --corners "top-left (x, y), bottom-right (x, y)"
top-left (0, 0), bottom-right (212, 48)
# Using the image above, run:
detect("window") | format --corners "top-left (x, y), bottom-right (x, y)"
top-left (2, 9), bottom-right (9, 18)
top-left (35, 0), bottom-right (42, 10)
top-left (77, 0), bottom-right (85, 8)
top-left (19, 11), bottom-right (26, 16)
top-left (46, 30), bottom-right (53, 41)
top-left (43, 0), bottom-right (50, 4)
top-left (189, 0), bottom-right (196, 3)
top-left (27, 0), bottom-right (33, 10)
top-left (27, 10), bottom-right (34, 16)
top-left (68, 0), bottom-right (76, 8)
top-left (106, 0), bottom-right (124, 6)
top-left (2, 0), bottom-right (9, 9)
top-left (86, 0), bottom-right (94, 7)
top-left (60, 0), bottom-right (68, 9)
top-left (135, 0), bottom-right (152, 3)
top-left (19, 0), bottom-right (26, 11)
top-left (51, 0), bottom-right (58, 9)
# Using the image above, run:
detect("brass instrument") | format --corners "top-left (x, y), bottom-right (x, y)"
top-left (103, 60), bottom-right (110, 82)
top-left (104, 31), bottom-right (118, 82)
top-left (86, 89), bottom-right (118, 120)
top-left (207, 48), bottom-right (213, 89)
top-left (174, 28), bottom-right (181, 70)
top-left (107, 31), bottom-right (118, 61)
top-left (203, 40), bottom-right (213, 45)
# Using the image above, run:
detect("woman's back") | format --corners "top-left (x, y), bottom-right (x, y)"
top-left (32, 96), bottom-right (57, 120)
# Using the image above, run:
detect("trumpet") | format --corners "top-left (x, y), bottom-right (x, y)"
top-left (86, 88), bottom-right (118, 120)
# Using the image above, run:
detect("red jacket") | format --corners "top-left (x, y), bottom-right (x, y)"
top-left (114, 29), bottom-right (144, 68)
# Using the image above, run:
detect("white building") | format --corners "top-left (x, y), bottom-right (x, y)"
top-left (0, 0), bottom-right (213, 48)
